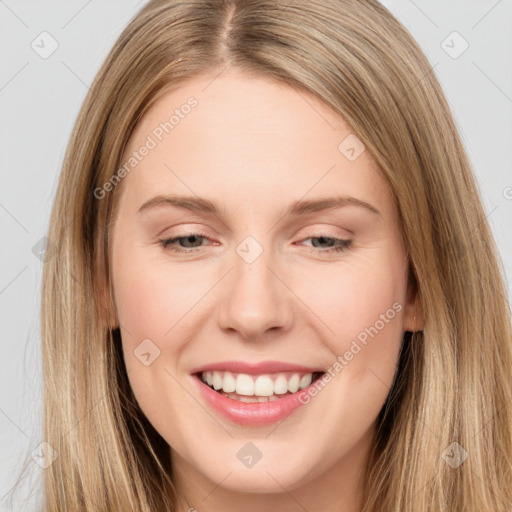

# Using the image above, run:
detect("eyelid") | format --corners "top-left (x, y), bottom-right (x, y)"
top-left (155, 222), bottom-right (215, 238)
top-left (158, 222), bottom-right (352, 239)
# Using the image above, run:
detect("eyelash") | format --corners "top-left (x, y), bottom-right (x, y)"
top-left (158, 232), bottom-right (352, 255)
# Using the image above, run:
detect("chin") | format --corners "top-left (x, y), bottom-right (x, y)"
top-left (201, 459), bottom-right (314, 494)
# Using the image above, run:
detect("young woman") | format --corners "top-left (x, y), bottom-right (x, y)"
top-left (33, 0), bottom-right (512, 510)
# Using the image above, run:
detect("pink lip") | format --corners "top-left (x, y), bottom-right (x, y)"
top-left (192, 376), bottom-right (309, 426)
top-left (189, 360), bottom-right (324, 375)
top-left (191, 373), bottom-right (324, 427)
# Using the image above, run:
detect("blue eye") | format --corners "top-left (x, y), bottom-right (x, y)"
top-left (159, 233), bottom-right (352, 255)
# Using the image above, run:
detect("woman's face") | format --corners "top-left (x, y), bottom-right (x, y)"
top-left (109, 70), bottom-right (419, 499)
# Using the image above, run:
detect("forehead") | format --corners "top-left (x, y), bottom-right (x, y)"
top-left (117, 70), bottom-right (392, 218)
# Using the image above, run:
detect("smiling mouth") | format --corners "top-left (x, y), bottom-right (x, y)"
top-left (196, 370), bottom-right (325, 403)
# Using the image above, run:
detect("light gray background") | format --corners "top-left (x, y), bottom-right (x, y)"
top-left (1, 1), bottom-right (511, 510)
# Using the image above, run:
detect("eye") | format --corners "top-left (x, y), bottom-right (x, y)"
top-left (159, 232), bottom-right (352, 255)
top-left (159, 231), bottom-right (212, 253)
top-left (297, 235), bottom-right (352, 254)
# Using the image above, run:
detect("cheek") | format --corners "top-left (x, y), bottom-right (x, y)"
top-left (111, 246), bottom-right (198, 440)
top-left (298, 255), bottom-right (406, 383)
top-left (112, 245), bottom-right (203, 343)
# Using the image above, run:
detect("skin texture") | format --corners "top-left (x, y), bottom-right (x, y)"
top-left (108, 70), bottom-right (423, 512)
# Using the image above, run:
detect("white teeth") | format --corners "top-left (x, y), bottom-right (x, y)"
top-left (236, 374), bottom-right (255, 396)
top-left (288, 374), bottom-right (300, 393)
top-left (299, 373), bottom-right (312, 390)
top-left (212, 372), bottom-right (223, 390)
top-left (201, 370), bottom-right (318, 397)
top-left (219, 391), bottom-right (282, 403)
top-left (254, 375), bottom-right (274, 396)
top-left (274, 375), bottom-right (289, 394)
top-left (237, 395), bottom-right (254, 403)
top-left (222, 371), bottom-right (236, 393)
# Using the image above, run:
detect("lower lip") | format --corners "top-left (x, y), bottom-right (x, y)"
top-left (192, 374), bottom-right (318, 426)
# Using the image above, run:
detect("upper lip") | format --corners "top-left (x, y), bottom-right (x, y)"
top-left (190, 360), bottom-right (325, 375)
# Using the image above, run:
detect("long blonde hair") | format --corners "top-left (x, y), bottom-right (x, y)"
top-left (20, 0), bottom-right (512, 510)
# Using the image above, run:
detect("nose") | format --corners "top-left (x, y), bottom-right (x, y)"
top-left (216, 245), bottom-right (293, 342)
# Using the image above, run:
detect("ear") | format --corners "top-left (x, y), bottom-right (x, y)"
top-left (95, 231), bottom-right (118, 331)
top-left (402, 269), bottom-right (424, 333)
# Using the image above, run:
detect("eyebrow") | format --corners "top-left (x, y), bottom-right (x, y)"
top-left (137, 194), bottom-right (381, 218)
